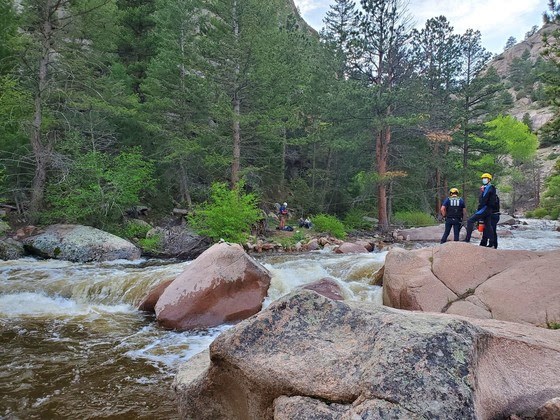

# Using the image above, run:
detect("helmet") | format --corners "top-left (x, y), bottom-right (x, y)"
top-left (481, 173), bottom-right (492, 180)
top-left (283, 202), bottom-right (287, 206)
top-left (449, 187), bottom-right (459, 195)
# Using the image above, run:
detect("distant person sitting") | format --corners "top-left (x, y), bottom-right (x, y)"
top-left (278, 202), bottom-right (288, 230)
top-left (440, 187), bottom-right (467, 243)
top-left (298, 217), bottom-right (312, 229)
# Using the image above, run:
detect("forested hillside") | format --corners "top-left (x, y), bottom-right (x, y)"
top-left (1, 0), bottom-right (559, 233)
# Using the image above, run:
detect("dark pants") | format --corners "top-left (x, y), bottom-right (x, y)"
top-left (440, 218), bottom-right (462, 243)
top-left (464, 212), bottom-right (493, 243)
top-left (480, 213), bottom-right (500, 248)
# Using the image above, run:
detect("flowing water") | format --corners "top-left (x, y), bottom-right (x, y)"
top-left (1, 218), bottom-right (558, 419)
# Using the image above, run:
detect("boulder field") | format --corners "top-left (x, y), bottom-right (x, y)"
top-left (174, 291), bottom-right (560, 420)
top-left (382, 242), bottom-right (560, 327)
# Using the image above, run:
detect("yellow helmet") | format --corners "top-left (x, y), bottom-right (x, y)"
top-left (481, 173), bottom-right (492, 180)
top-left (449, 188), bottom-right (459, 195)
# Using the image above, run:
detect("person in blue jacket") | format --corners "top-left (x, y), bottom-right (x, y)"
top-left (464, 173), bottom-right (497, 247)
top-left (440, 188), bottom-right (467, 243)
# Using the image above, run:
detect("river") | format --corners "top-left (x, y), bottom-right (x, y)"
top-left (1, 219), bottom-right (559, 419)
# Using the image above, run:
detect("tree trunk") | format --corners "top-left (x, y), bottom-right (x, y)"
top-left (280, 126), bottom-right (287, 189)
top-left (230, 0), bottom-right (241, 186)
top-left (376, 126), bottom-right (390, 232)
top-left (29, 0), bottom-right (55, 219)
top-left (179, 161), bottom-right (192, 208)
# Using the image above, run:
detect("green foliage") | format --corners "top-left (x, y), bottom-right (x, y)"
top-left (188, 181), bottom-right (261, 243)
top-left (311, 213), bottom-right (346, 239)
top-left (530, 208), bottom-right (549, 218)
top-left (121, 221), bottom-right (152, 240)
top-left (483, 115), bottom-right (537, 162)
top-left (138, 235), bottom-right (162, 253)
top-left (547, 321), bottom-right (560, 330)
top-left (393, 211), bottom-right (436, 227)
top-left (44, 148), bottom-right (155, 227)
top-left (343, 208), bottom-right (375, 230)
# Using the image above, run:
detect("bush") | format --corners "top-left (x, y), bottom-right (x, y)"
top-left (138, 235), bottom-right (162, 253)
top-left (524, 210), bottom-right (534, 218)
top-left (188, 181), bottom-right (261, 244)
top-left (532, 207), bottom-right (549, 218)
top-left (312, 214), bottom-right (346, 239)
top-left (343, 208), bottom-right (375, 230)
top-left (393, 211), bottom-right (436, 227)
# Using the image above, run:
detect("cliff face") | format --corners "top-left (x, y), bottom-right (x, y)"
top-left (488, 23), bottom-right (559, 131)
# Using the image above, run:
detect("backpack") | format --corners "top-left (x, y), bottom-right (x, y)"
top-left (493, 194), bottom-right (500, 213)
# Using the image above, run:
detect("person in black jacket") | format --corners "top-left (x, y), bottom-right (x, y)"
top-left (464, 173), bottom-right (497, 247)
top-left (440, 187), bottom-right (467, 243)
top-left (480, 194), bottom-right (500, 248)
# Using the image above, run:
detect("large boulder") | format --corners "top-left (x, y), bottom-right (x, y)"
top-left (174, 291), bottom-right (560, 419)
top-left (0, 238), bottom-right (25, 260)
top-left (22, 224), bottom-right (140, 262)
top-left (394, 224), bottom-right (468, 242)
top-left (155, 242), bottom-right (271, 330)
top-left (383, 242), bottom-right (560, 326)
top-left (144, 226), bottom-right (211, 260)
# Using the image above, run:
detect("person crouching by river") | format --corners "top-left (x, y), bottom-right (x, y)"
top-left (440, 187), bottom-right (467, 243)
top-left (464, 172), bottom-right (497, 247)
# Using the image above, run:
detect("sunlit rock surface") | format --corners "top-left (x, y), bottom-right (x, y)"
top-left (174, 291), bottom-right (560, 419)
top-left (383, 242), bottom-right (560, 326)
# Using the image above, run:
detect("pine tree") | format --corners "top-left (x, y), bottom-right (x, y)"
top-left (346, 0), bottom-right (414, 231)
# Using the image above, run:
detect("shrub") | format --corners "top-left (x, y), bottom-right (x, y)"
top-left (121, 220), bottom-right (151, 240)
top-left (525, 210), bottom-right (534, 218)
top-left (138, 235), bottom-right (162, 253)
top-left (343, 208), bottom-right (375, 230)
top-left (312, 214), bottom-right (346, 239)
top-left (393, 211), bottom-right (436, 227)
top-left (532, 207), bottom-right (549, 218)
top-left (188, 181), bottom-right (261, 244)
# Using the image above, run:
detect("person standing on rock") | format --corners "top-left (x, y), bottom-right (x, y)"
top-left (440, 188), bottom-right (467, 243)
top-left (464, 173), bottom-right (497, 247)
top-left (480, 193), bottom-right (500, 248)
top-left (278, 202), bottom-right (288, 230)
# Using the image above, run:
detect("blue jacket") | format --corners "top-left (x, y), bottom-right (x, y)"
top-left (475, 184), bottom-right (497, 216)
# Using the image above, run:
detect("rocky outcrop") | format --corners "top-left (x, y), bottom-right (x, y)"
top-left (144, 226), bottom-right (211, 260)
top-left (155, 243), bottom-right (271, 330)
top-left (393, 223), bottom-right (513, 242)
top-left (0, 238), bottom-right (25, 260)
top-left (22, 224), bottom-right (140, 262)
top-left (174, 291), bottom-right (560, 419)
top-left (383, 242), bottom-right (560, 326)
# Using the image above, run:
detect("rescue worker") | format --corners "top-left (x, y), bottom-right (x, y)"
top-left (464, 173), bottom-right (497, 246)
top-left (440, 187), bottom-right (467, 243)
top-left (480, 193), bottom-right (500, 248)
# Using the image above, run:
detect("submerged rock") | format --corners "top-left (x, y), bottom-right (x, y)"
top-left (22, 224), bottom-right (140, 262)
top-left (174, 291), bottom-right (560, 419)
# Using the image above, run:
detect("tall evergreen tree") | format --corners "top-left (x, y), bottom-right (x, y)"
top-left (347, 0), bottom-right (414, 231)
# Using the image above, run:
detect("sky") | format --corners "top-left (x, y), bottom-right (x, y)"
top-left (293, 0), bottom-right (549, 54)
